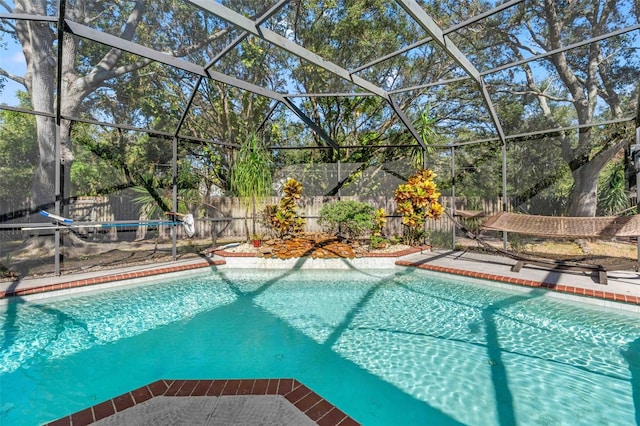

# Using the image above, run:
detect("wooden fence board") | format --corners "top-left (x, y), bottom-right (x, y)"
top-left (0, 195), bottom-right (529, 242)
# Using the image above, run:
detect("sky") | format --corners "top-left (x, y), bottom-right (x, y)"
top-left (1, 3), bottom-right (639, 115)
top-left (0, 0), bottom-right (25, 106)
top-left (0, 36), bottom-right (26, 106)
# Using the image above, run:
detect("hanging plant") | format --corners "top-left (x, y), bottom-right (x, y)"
top-left (394, 169), bottom-right (444, 245)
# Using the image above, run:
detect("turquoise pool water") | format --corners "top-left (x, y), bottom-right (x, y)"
top-left (1, 267), bottom-right (640, 425)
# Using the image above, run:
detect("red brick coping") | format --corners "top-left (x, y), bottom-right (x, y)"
top-left (396, 260), bottom-right (640, 306)
top-left (0, 259), bottom-right (224, 299)
top-left (45, 379), bottom-right (360, 426)
top-left (3, 248), bottom-right (637, 306)
top-left (1, 248), bottom-right (428, 300)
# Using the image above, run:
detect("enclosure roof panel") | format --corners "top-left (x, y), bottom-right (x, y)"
top-left (0, 0), bottom-right (638, 146)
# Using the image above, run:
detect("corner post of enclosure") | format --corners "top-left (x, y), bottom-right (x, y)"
top-left (172, 136), bottom-right (178, 261)
top-left (335, 148), bottom-right (341, 200)
top-left (54, 127), bottom-right (61, 276)
top-left (54, 0), bottom-right (66, 276)
top-left (634, 143), bottom-right (640, 266)
top-left (502, 142), bottom-right (508, 250)
top-left (451, 146), bottom-right (456, 249)
top-left (634, 97), bottom-right (640, 265)
top-left (422, 146), bottom-right (427, 169)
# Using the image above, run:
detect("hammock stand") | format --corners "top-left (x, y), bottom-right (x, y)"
top-left (450, 211), bottom-right (640, 285)
top-left (453, 209), bottom-right (487, 219)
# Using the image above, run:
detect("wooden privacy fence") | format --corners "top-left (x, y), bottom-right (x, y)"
top-left (1, 195), bottom-right (512, 242)
top-left (199, 195), bottom-right (507, 240)
top-left (204, 196), bottom-right (408, 239)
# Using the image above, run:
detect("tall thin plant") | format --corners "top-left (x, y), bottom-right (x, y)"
top-left (598, 161), bottom-right (630, 215)
top-left (411, 107), bottom-right (438, 169)
top-left (231, 132), bottom-right (273, 240)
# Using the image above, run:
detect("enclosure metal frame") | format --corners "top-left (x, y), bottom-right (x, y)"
top-left (0, 1), bottom-right (638, 274)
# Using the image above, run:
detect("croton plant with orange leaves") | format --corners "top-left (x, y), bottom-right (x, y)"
top-left (394, 169), bottom-right (444, 245)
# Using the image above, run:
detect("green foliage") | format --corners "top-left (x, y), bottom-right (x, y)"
top-left (428, 230), bottom-right (453, 250)
top-left (70, 124), bottom-right (127, 196)
top-left (0, 93), bottom-right (37, 202)
top-left (372, 208), bottom-right (387, 236)
top-left (231, 132), bottom-right (273, 239)
top-left (6, 0), bottom-right (638, 223)
top-left (598, 161), bottom-right (630, 215)
top-left (132, 160), bottom-right (202, 219)
top-left (411, 107), bottom-right (441, 169)
top-left (318, 200), bottom-right (377, 240)
top-left (394, 169), bottom-right (445, 245)
top-left (369, 234), bottom-right (389, 249)
top-left (507, 233), bottom-right (532, 254)
top-left (263, 178), bottom-right (305, 238)
top-left (231, 132), bottom-right (273, 201)
top-left (452, 142), bottom-right (504, 200)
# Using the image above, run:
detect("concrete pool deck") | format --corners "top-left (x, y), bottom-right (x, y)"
top-left (399, 249), bottom-right (640, 311)
top-left (3, 248), bottom-right (640, 424)
top-left (2, 248), bottom-right (640, 310)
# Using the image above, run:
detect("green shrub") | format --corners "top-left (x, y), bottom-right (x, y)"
top-left (369, 234), bottom-right (389, 249)
top-left (428, 230), bottom-right (453, 249)
top-left (319, 200), bottom-right (376, 240)
top-left (507, 233), bottom-right (532, 253)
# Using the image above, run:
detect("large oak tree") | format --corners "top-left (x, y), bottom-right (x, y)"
top-left (482, 0), bottom-right (639, 216)
top-left (1, 0), bottom-right (638, 219)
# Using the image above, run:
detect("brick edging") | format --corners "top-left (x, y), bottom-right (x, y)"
top-left (0, 260), bottom-right (224, 299)
top-left (45, 379), bottom-right (360, 426)
top-left (395, 260), bottom-right (640, 306)
top-left (5, 252), bottom-right (637, 306)
top-left (0, 246), bottom-right (426, 300)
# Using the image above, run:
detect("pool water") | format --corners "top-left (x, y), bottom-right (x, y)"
top-left (1, 268), bottom-right (640, 425)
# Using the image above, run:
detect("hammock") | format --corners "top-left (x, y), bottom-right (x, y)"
top-left (453, 209), bottom-right (486, 219)
top-left (481, 211), bottom-right (640, 238)
top-left (446, 211), bottom-right (639, 285)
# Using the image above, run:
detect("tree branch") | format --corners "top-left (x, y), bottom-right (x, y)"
top-left (589, 131), bottom-right (629, 172)
top-left (0, 18), bottom-right (17, 33)
top-left (169, 28), bottom-right (235, 58)
top-left (0, 0), bottom-right (13, 12)
top-left (509, 89), bottom-right (573, 103)
top-left (542, 0), bottom-right (587, 118)
top-left (73, 1), bottom-right (146, 98)
top-left (0, 66), bottom-right (26, 87)
top-left (523, 19), bottom-right (548, 51)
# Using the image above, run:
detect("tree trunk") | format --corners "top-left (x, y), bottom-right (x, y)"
top-left (14, 1), bottom-right (148, 219)
top-left (14, 1), bottom-right (57, 214)
top-left (567, 164), bottom-right (600, 216)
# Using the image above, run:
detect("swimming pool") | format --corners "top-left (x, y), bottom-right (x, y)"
top-left (1, 267), bottom-right (639, 425)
